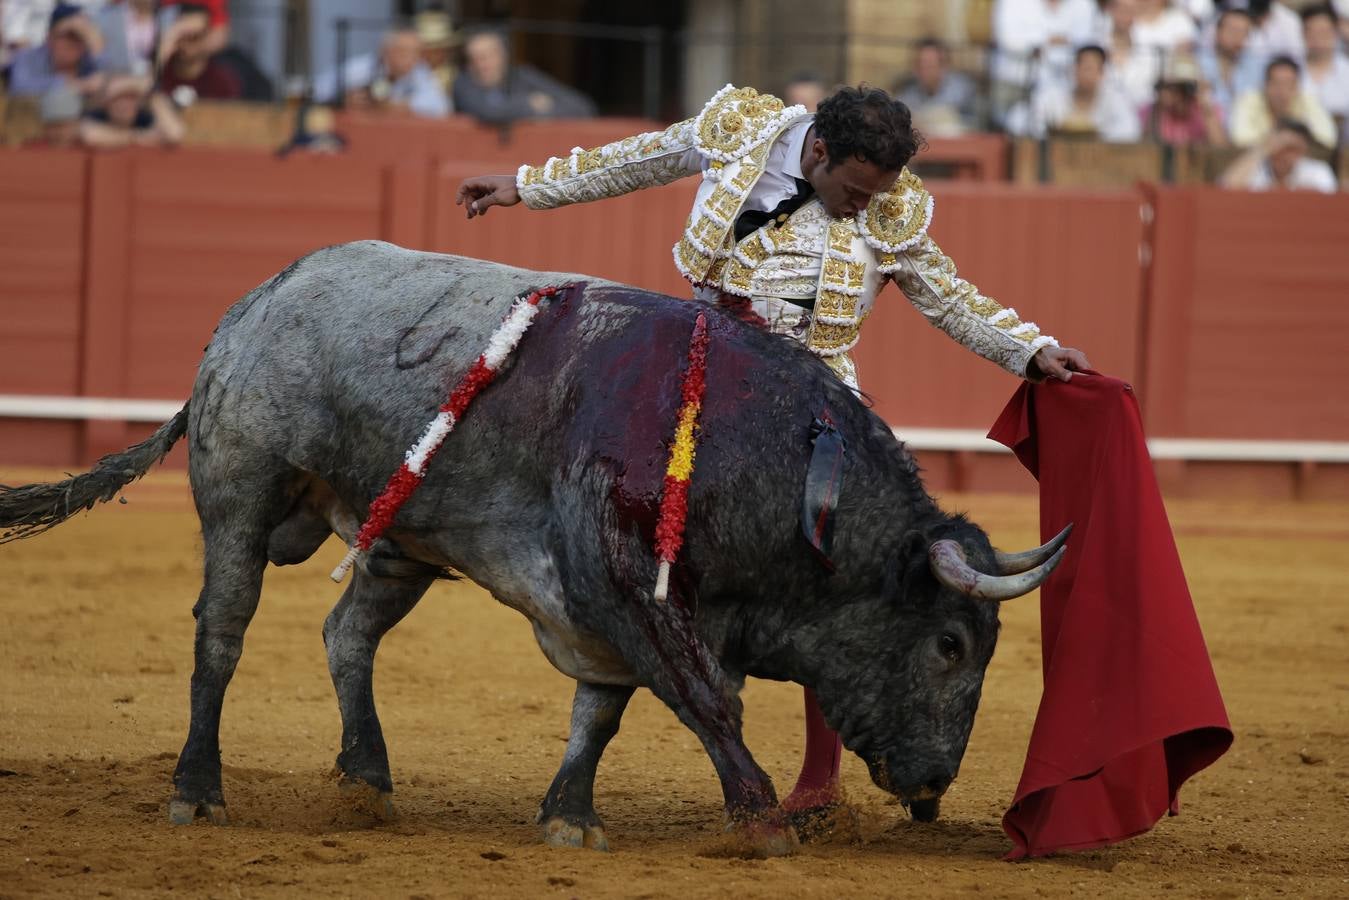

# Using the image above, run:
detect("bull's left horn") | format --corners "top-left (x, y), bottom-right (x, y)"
top-left (928, 539), bottom-right (1066, 602)
top-left (993, 524), bottom-right (1073, 575)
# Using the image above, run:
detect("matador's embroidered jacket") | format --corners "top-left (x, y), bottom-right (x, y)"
top-left (516, 84), bottom-right (1058, 388)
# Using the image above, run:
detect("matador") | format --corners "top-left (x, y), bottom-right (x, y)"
top-left (457, 83), bottom-right (1090, 831)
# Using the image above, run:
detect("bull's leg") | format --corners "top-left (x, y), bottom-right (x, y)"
top-left (537, 681), bottom-right (634, 851)
top-left (323, 564), bottom-right (435, 819)
top-left (169, 514), bottom-right (274, 825)
top-left (630, 598), bottom-right (796, 857)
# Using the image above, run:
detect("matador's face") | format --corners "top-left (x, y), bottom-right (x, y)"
top-left (805, 139), bottom-right (900, 220)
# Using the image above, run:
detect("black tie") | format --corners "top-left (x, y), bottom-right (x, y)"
top-left (734, 177), bottom-right (815, 242)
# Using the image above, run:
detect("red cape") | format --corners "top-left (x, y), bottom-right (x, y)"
top-left (987, 373), bottom-right (1232, 860)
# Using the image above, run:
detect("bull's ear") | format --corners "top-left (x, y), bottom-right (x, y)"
top-left (891, 529), bottom-right (933, 606)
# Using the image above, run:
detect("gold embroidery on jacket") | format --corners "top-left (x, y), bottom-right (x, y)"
top-left (858, 168), bottom-right (934, 254)
top-left (695, 85), bottom-right (790, 161)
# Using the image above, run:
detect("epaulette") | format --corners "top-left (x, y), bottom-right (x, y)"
top-left (859, 168), bottom-right (935, 261)
top-left (694, 84), bottom-right (805, 167)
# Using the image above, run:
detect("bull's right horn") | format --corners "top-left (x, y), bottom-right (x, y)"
top-left (928, 539), bottom-right (1067, 602)
top-left (993, 524), bottom-right (1073, 575)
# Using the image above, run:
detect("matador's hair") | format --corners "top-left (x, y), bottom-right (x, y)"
top-left (813, 86), bottom-right (925, 172)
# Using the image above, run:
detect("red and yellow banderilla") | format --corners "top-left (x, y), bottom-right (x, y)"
top-left (652, 311), bottom-right (710, 602)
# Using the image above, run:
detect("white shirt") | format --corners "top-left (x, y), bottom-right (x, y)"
top-left (688, 117), bottom-right (817, 303)
top-left (1132, 8), bottom-right (1198, 51)
top-left (727, 117), bottom-right (814, 219)
top-left (1247, 157), bottom-right (1338, 193)
top-left (1108, 46), bottom-right (1165, 108)
top-left (1248, 3), bottom-right (1306, 62)
top-left (1304, 54), bottom-right (1349, 120)
top-left (1179, 0), bottom-right (1213, 20)
top-left (1024, 80), bottom-right (1143, 141)
top-left (1090, 16), bottom-right (1165, 108)
top-left (992, 0), bottom-right (1097, 87)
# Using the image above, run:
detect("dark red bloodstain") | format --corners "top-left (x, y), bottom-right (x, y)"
top-left (522, 285), bottom-right (762, 557)
top-left (504, 285), bottom-right (778, 812)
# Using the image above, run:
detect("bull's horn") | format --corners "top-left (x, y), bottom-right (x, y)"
top-left (993, 524), bottom-right (1073, 575)
top-left (928, 539), bottom-right (1066, 602)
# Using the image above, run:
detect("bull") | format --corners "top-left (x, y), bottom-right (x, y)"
top-left (0, 242), bottom-right (1065, 855)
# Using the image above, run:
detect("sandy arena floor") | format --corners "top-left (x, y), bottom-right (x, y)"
top-left (1, 469), bottom-right (1346, 899)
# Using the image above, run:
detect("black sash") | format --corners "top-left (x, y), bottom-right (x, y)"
top-left (734, 177), bottom-right (815, 242)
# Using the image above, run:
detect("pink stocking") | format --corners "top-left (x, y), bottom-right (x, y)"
top-left (782, 687), bottom-right (843, 811)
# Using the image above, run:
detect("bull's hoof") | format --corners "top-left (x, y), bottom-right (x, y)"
top-left (168, 798), bottom-right (229, 826)
top-left (540, 816), bottom-right (610, 851)
top-left (709, 819), bottom-right (799, 859)
top-left (337, 778), bottom-right (397, 822)
top-left (786, 801), bottom-right (860, 844)
top-left (907, 797), bottom-right (940, 823)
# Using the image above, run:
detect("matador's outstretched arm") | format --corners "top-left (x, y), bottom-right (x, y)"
top-left (455, 118), bottom-right (704, 218)
top-left (456, 85), bottom-right (807, 219)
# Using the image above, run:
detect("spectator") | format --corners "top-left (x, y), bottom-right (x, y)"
top-left (1230, 55), bottom-right (1337, 146)
top-left (80, 72), bottom-right (184, 147)
top-left (1179, 0), bottom-right (1216, 19)
top-left (895, 38), bottom-right (979, 135)
top-left (4, 0), bottom-right (109, 58)
top-left (24, 84), bottom-right (83, 146)
top-left (991, 0), bottom-right (1098, 123)
top-left (212, 44), bottom-right (274, 102)
top-left (414, 8), bottom-right (458, 97)
top-left (1133, 0), bottom-right (1199, 53)
top-left (1097, 0), bottom-right (1164, 108)
top-left (1221, 117), bottom-right (1338, 190)
top-left (1301, 4), bottom-right (1349, 140)
top-left (453, 28), bottom-right (596, 124)
top-left (1244, 0), bottom-right (1306, 62)
top-left (1198, 7), bottom-right (1265, 127)
top-left (157, 4), bottom-right (241, 103)
top-left (1019, 44), bottom-right (1143, 140)
top-left (314, 27), bottom-right (450, 118)
top-left (4, 1), bottom-right (53, 58)
top-left (93, 0), bottom-right (156, 77)
top-left (157, 0), bottom-right (227, 60)
top-left (1142, 54), bottom-right (1228, 144)
top-left (6, 3), bottom-right (104, 99)
top-left (783, 72), bottom-right (829, 112)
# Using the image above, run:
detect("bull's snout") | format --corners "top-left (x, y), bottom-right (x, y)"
top-left (896, 772), bottom-right (951, 825)
top-left (866, 754), bottom-right (955, 805)
top-left (901, 771), bottom-right (952, 802)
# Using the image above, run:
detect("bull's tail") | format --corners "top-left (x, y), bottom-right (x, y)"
top-left (0, 404), bottom-right (190, 544)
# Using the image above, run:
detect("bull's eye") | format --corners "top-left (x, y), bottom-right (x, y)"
top-left (940, 632), bottom-right (963, 662)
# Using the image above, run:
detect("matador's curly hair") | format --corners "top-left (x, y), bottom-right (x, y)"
top-left (812, 86), bottom-right (926, 172)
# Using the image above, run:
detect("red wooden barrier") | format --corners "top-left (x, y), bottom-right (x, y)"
top-left (2, 143), bottom-right (1347, 501)
top-left (1, 148), bottom-right (425, 462)
top-left (428, 159), bottom-right (694, 297)
top-left (0, 150), bottom-right (87, 465)
top-left (854, 183), bottom-right (1145, 429)
top-left (1143, 186), bottom-right (1349, 442)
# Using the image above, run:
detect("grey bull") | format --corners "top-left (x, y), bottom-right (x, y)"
top-left (0, 241), bottom-right (1066, 855)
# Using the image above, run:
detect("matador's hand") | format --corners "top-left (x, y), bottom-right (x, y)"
top-left (455, 175), bottom-right (520, 219)
top-left (1031, 346), bottom-right (1092, 382)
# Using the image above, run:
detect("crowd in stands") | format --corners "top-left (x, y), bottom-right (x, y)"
top-left (0, 1), bottom-right (594, 151)
top-left (962, 0), bottom-right (1347, 190)
top-left (2, 0), bottom-right (1345, 191)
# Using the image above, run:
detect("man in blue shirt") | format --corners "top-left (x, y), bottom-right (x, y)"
top-left (314, 26), bottom-right (450, 118)
top-left (1198, 7), bottom-right (1267, 128)
top-left (895, 38), bottom-right (981, 136)
top-left (6, 3), bottom-right (104, 100)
